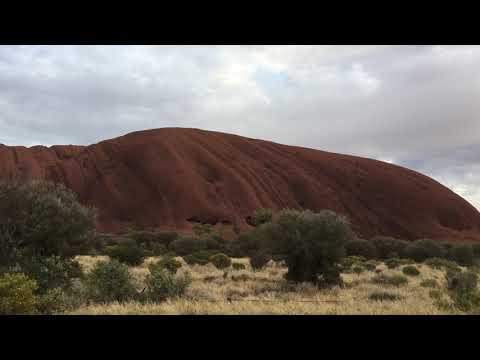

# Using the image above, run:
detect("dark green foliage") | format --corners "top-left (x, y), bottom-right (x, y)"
top-left (0, 272), bottom-right (38, 314)
top-left (249, 252), bottom-right (270, 270)
top-left (385, 258), bottom-right (402, 269)
top-left (403, 239), bottom-right (445, 262)
top-left (127, 231), bottom-right (178, 255)
top-left (210, 253), bottom-right (231, 269)
top-left (420, 279), bottom-right (439, 288)
top-left (0, 180), bottom-right (96, 266)
top-left (226, 233), bottom-right (260, 257)
top-left (253, 209), bottom-right (352, 286)
top-left (424, 257), bottom-right (461, 272)
top-left (363, 260), bottom-right (378, 271)
top-left (447, 244), bottom-right (475, 266)
top-left (472, 243), bottom-right (480, 257)
top-left (232, 262), bottom-right (246, 270)
top-left (372, 273), bottom-right (409, 286)
top-left (345, 238), bottom-right (377, 259)
top-left (170, 236), bottom-right (206, 255)
top-left (143, 263), bottom-right (191, 302)
top-left (446, 270), bottom-right (478, 293)
top-left (369, 291), bottom-right (402, 301)
top-left (248, 208), bottom-right (274, 227)
top-left (86, 260), bottom-right (137, 303)
top-left (370, 236), bottom-right (409, 259)
top-left (445, 270), bottom-right (480, 312)
top-left (17, 255), bottom-right (83, 294)
top-left (352, 266), bottom-right (364, 274)
top-left (402, 265), bottom-right (420, 276)
top-left (183, 250), bottom-right (218, 266)
top-left (36, 287), bottom-right (69, 314)
top-left (105, 244), bottom-right (146, 266)
top-left (157, 257), bottom-right (182, 274)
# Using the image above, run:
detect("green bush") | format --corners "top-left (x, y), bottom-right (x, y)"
top-left (105, 244), bottom-right (146, 266)
top-left (247, 208), bottom-right (274, 227)
top-left (372, 273), bottom-right (408, 286)
top-left (17, 255), bottom-right (83, 294)
top-left (249, 252), bottom-right (270, 270)
top-left (385, 258), bottom-right (402, 269)
top-left (210, 253), bottom-right (231, 269)
top-left (86, 260), bottom-right (137, 303)
top-left (472, 243), bottom-right (480, 258)
top-left (0, 273), bottom-right (38, 314)
top-left (370, 236), bottom-right (409, 259)
top-left (352, 266), bottom-right (364, 274)
top-left (232, 263), bottom-right (246, 270)
top-left (403, 239), bottom-right (445, 262)
top-left (446, 270), bottom-right (478, 293)
top-left (183, 250), bottom-right (218, 266)
top-left (36, 287), bottom-right (70, 314)
top-left (369, 291), bottom-right (402, 301)
top-left (345, 239), bottom-right (377, 259)
top-left (157, 257), bottom-right (182, 274)
top-left (253, 209), bottom-right (353, 286)
top-left (363, 260), bottom-right (378, 271)
top-left (424, 257), bottom-right (461, 272)
top-left (144, 263), bottom-right (191, 302)
top-left (420, 279), bottom-right (439, 288)
top-left (170, 236), bottom-right (206, 255)
top-left (402, 265), bottom-right (420, 276)
top-left (0, 180), bottom-right (96, 266)
top-left (448, 244), bottom-right (475, 266)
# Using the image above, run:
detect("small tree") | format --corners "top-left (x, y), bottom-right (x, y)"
top-left (247, 208), bottom-right (274, 227)
top-left (403, 239), bottom-right (445, 262)
top-left (254, 209), bottom-right (353, 286)
top-left (370, 236), bottom-right (409, 259)
top-left (86, 260), bottom-right (137, 303)
top-left (144, 263), bottom-right (191, 302)
top-left (345, 238), bottom-right (377, 259)
top-left (448, 244), bottom-right (475, 266)
top-left (0, 180), bottom-right (96, 266)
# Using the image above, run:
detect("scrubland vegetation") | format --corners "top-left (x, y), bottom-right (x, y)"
top-left (1, 180), bottom-right (480, 315)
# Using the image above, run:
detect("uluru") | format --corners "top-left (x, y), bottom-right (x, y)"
top-left (1, 127), bottom-right (479, 242)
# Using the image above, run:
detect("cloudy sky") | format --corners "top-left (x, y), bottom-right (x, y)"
top-left (0, 45), bottom-right (479, 209)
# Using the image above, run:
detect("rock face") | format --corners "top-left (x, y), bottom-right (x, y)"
top-left (1, 127), bottom-right (480, 241)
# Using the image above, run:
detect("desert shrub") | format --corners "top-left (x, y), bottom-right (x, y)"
top-left (0, 180), bottom-right (96, 266)
top-left (424, 257), bottom-right (461, 272)
top-left (105, 244), bottom-right (146, 266)
top-left (17, 255), bottom-right (83, 294)
top-left (128, 231), bottom-right (178, 248)
top-left (232, 263), bottom-right (246, 270)
top-left (0, 272), bottom-right (38, 314)
top-left (232, 274), bottom-right (251, 282)
top-left (183, 250), bottom-right (218, 265)
top-left (420, 279), bottom-right (439, 288)
top-left (468, 265), bottom-right (480, 274)
top-left (472, 243), bottom-right (480, 258)
top-left (226, 233), bottom-right (260, 257)
top-left (370, 236), bottom-right (409, 259)
top-left (144, 263), bottom-right (191, 302)
top-left (402, 265), bottom-right (420, 276)
top-left (210, 253), bottom-right (231, 269)
top-left (253, 209), bottom-right (353, 286)
top-left (403, 239), bottom-right (445, 262)
top-left (429, 289), bottom-right (444, 300)
top-left (385, 258), bottom-right (402, 269)
top-left (345, 238), bottom-right (377, 259)
top-left (249, 252), bottom-right (270, 270)
top-left (446, 270), bottom-right (478, 293)
top-left (369, 291), bottom-right (402, 301)
top-left (352, 266), bottom-right (364, 274)
top-left (372, 273), bottom-right (408, 286)
top-left (86, 260), bottom-right (137, 303)
top-left (445, 270), bottom-right (480, 312)
top-left (447, 244), bottom-right (475, 266)
top-left (340, 256), bottom-right (366, 272)
top-left (36, 287), bottom-right (69, 314)
top-left (170, 236), bottom-right (206, 255)
top-left (247, 208), bottom-right (274, 227)
top-left (363, 260), bottom-right (378, 271)
top-left (157, 257), bottom-right (182, 274)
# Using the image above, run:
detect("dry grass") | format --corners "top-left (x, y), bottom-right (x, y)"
top-left (71, 256), bottom-right (461, 315)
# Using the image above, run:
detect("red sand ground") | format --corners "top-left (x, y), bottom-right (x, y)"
top-left (1, 128), bottom-right (479, 241)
